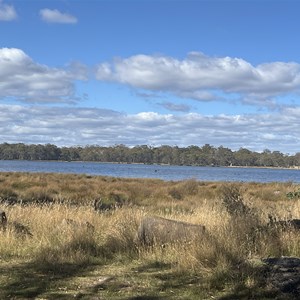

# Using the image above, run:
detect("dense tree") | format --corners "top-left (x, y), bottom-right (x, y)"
top-left (0, 142), bottom-right (299, 168)
top-left (294, 153), bottom-right (300, 166)
top-left (259, 149), bottom-right (273, 167)
top-left (215, 146), bottom-right (234, 166)
top-left (130, 145), bottom-right (153, 164)
top-left (234, 148), bottom-right (258, 166)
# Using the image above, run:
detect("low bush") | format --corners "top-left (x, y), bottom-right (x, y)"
top-left (286, 186), bottom-right (300, 200)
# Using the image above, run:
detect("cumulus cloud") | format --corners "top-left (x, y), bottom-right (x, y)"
top-left (1, 104), bottom-right (300, 153)
top-left (0, 48), bottom-right (87, 103)
top-left (39, 8), bottom-right (77, 24)
top-left (96, 52), bottom-right (300, 106)
top-left (0, 0), bottom-right (17, 21)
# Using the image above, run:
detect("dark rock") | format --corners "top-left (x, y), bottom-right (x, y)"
top-left (263, 257), bottom-right (300, 296)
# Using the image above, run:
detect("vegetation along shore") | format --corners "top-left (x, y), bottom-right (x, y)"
top-left (1, 142), bottom-right (300, 168)
top-left (1, 172), bottom-right (300, 299)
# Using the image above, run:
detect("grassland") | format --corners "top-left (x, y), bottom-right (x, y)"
top-left (0, 172), bottom-right (300, 299)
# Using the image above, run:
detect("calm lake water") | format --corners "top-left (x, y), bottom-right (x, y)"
top-left (0, 160), bottom-right (300, 183)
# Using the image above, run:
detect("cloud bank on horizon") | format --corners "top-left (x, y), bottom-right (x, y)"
top-left (1, 0), bottom-right (300, 154)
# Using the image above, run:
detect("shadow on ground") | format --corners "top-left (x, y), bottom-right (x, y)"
top-left (1, 254), bottom-right (299, 299)
top-left (0, 259), bottom-right (101, 299)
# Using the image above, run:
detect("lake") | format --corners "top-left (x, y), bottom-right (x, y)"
top-left (0, 160), bottom-right (300, 183)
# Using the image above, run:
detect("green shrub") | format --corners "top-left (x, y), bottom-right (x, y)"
top-left (286, 187), bottom-right (300, 200)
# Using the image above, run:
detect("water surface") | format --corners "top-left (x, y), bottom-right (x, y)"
top-left (1, 160), bottom-right (300, 183)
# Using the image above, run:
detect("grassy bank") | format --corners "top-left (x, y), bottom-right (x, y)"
top-left (0, 172), bottom-right (300, 299)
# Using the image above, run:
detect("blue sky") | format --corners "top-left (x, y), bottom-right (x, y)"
top-left (1, 0), bottom-right (300, 153)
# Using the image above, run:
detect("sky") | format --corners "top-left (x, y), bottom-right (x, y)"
top-left (1, 0), bottom-right (300, 154)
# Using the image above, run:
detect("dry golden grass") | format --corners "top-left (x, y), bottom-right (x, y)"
top-left (1, 172), bottom-right (300, 299)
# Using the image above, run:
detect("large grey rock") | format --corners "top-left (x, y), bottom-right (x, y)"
top-left (136, 215), bottom-right (205, 246)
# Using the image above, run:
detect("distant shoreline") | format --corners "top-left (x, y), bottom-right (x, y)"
top-left (227, 165), bottom-right (300, 170)
top-left (1, 159), bottom-right (300, 170)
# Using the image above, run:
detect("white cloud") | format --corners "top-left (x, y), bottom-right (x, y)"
top-left (0, 0), bottom-right (17, 21)
top-left (96, 52), bottom-right (300, 107)
top-left (0, 48), bottom-right (87, 103)
top-left (39, 8), bottom-right (77, 24)
top-left (1, 104), bottom-right (300, 153)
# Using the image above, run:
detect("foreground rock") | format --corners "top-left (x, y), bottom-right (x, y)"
top-left (136, 215), bottom-right (206, 246)
top-left (263, 256), bottom-right (300, 297)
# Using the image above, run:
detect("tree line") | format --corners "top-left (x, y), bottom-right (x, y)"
top-left (0, 142), bottom-right (300, 168)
